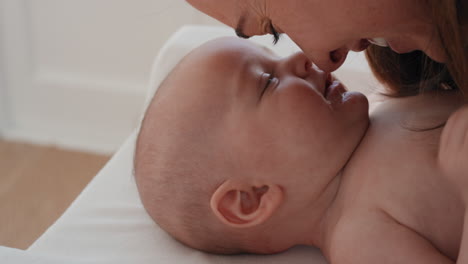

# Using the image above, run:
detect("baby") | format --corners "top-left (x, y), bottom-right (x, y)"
top-left (134, 37), bottom-right (465, 263)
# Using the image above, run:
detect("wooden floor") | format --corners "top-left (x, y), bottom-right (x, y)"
top-left (0, 139), bottom-right (110, 250)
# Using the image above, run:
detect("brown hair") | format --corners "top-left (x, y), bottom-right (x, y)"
top-left (365, 0), bottom-right (467, 98)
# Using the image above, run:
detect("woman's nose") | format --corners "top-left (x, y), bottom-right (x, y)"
top-left (280, 52), bottom-right (314, 78)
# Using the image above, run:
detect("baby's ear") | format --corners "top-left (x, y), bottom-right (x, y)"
top-left (210, 180), bottom-right (283, 228)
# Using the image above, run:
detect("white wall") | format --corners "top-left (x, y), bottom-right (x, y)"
top-left (0, 0), bottom-right (378, 154)
top-left (0, 70), bottom-right (8, 136)
top-left (0, 0), bottom-right (223, 154)
top-left (0, 60), bottom-right (8, 136)
top-left (0, 24), bottom-right (6, 135)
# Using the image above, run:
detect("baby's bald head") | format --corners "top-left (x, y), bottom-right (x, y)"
top-left (134, 38), bottom-right (264, 254)
top-left (133, 37), bottom-right (344, 255)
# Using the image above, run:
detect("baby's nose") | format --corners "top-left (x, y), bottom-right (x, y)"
top-left (304, 48), bottom-right (349, 73)
top-left (282, 52), bottom-right (315, 78)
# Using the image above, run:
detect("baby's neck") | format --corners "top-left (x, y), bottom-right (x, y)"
top-left (304, 171), bottom-right (345, 250)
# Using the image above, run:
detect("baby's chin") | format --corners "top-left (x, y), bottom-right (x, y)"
top-left (342, 91), bottom-right (369, 110)
top-left (326, 79), bottom-right (368, 112)
top-left (333, 85), bottom-right (370, 120)
top-left (339, 91), bottom-right (370, 134)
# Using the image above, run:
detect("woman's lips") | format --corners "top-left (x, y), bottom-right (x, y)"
top-left (386, 40), bottom-right (416, 54)
top-left (367, 38), bottom-right (416, 54)
top-left (352, 39), bottom-right (371, 52)
top-left (367, 38), bottom-right (389, 47)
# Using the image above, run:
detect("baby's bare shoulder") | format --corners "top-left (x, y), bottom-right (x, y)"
top-left (327, 209), bottom-right (453, 264)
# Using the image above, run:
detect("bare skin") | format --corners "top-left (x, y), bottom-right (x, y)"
top-left (136, 38), bottom-right (466, 263)
top-left (182, 1), bottom-right (468, 260)
top-left (186, 0), bottom-right (447, 72)
top-left (322, 91), bottom-right (465, 263)
top-left (438, 105), bottom-right (468, 264)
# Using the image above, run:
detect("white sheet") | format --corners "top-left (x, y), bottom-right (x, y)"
top-left (24, 25), bottom-right (375, 263)
top-left (0, 246), bottom-right (83, 264)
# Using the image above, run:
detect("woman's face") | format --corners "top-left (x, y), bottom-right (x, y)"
top-left (187, 0), bottom-right (447, 72)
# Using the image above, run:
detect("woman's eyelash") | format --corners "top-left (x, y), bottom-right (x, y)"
top-left (269, 22), bottom-right (281, 45)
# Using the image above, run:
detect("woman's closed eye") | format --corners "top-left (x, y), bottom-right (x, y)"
top-left (269, 22), bottom-right (281, 45)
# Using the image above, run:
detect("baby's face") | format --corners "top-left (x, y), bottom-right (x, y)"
top-left (170, 37), bottom-right (369, 195)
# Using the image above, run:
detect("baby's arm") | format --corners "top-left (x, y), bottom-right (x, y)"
top-left (330, 212), bottom-right (454, 264)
